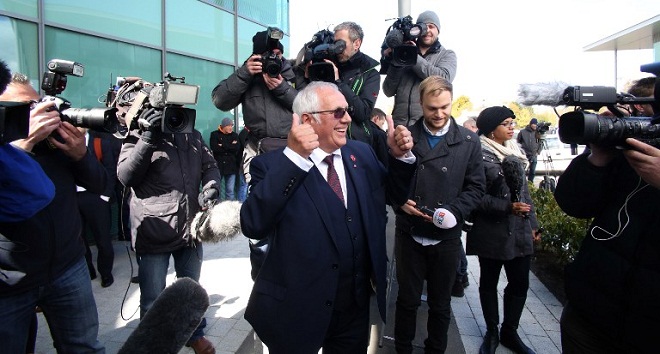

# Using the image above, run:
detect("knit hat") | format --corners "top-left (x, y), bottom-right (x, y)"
top-left (417, 10), bottom-right (440, 30)
top-left (252, 30), bottom-right (285, 55)
top-left (476, 106), bottom-right (515, 136)
top-left (530, 118), bottom-right (538, 125)
top-left (221, 118), bottom-right (233, 128)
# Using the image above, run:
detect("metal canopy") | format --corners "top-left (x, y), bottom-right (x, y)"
top-left (585, 15), bottom-right (659, 52)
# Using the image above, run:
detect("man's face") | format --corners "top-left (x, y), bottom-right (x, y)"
top-left (0, 82), bottom-right (40, 102)
top-left (304, 87), bottom-right (352, 153)
top-left (421, 89), bottom-right (452, 133)
top-left (417, 23), bottom-right (439, 49)
top-left (334, 29), bottom-right (359, 63)
top-left (530, 123), bottom-right (537, 131)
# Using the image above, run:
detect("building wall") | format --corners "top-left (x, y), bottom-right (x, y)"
top-left (0, 0), bottom-right (290, 141)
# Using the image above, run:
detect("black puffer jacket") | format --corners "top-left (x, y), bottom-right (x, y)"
top-left (466, 148), bottom-right (538, 260)
top-left (555, 153), bottom-right (660, 352)
top-left (395, 118), bottom-right (485, 240)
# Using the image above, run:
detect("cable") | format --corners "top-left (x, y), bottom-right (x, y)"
top-left (590, 176), bottom-right (649, 241)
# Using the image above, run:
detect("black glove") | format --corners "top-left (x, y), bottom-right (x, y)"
top-left (198, 187), bottom-right (219, 209)
top-left (138, 108), bottom-right (163, 142)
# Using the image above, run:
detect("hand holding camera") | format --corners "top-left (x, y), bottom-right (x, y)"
top-left (138, 108), bottom-right (163, 142)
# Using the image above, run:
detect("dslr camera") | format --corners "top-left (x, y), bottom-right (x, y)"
top-left (41, 59), bottom-right (119, 134)
top-left (113, 73), bottom-right (199, 134)
top-left (380, 15), bottom-right (427, 71)
top-left (303, 29), bottom-right (346, 82)
top-left (260, 27), bottom-right (285, 78)
top-left (557, 61), bottom-right (660, 148)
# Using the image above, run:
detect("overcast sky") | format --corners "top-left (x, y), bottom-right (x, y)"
top-left (289, 0), bottom-right (659, 113)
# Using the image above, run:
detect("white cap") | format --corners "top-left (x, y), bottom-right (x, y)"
top-left (432, 208), bottom-right (457, 229)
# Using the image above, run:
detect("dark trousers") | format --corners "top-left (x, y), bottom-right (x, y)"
top-left (322, 298), bottom-right (370, 354)
top-left (527, 156), bottom-right (537, 182)
top-left (78, 191), bottom-right (114, 279)
top-left (478, 255), bottom-right (530, 297)
top-left (393, 229), bottom-right (461, 354)
top-left (560, 303), bottom-right (626, 354)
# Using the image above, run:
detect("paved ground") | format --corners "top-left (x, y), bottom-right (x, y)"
top-left (35, 208), bottom-right (563, 353)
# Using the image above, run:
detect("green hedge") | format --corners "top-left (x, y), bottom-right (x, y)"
top-left (529, 182), bottom-right (591, 266)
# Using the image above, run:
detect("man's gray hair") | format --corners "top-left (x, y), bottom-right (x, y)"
top-left (292, 81), bottom-right (339, 123)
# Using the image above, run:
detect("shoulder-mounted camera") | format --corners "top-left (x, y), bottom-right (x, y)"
top-left (303, 29), bottom-right (346, 82)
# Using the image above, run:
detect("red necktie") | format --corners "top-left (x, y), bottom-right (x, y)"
top-left (323, 154), bottom-right (344, 203)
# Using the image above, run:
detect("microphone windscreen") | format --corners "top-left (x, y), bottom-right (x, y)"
top-left (432, 208), bottom-right (457, 229)
top-left (517, 81), bottom-right (570, 107)
top-left (191, 200), bottom-right (242, 243)
top-left (385, 29), bottom-right (403, 48)
top-left (501, 155), bottom-right (526, 202)
top-left (118, 277), bottom-right (209, 354)
top-left (148, 86), bottom-right (166, 109)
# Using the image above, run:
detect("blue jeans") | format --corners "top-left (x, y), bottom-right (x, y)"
top-left (137, 245), bottom-right (206, 344)
top-left (0, 256), bottom-right (104, 353)
top-left (237, 172), bottom-right (248, 202)
top-left (221, 173), bottom-right (236, 201)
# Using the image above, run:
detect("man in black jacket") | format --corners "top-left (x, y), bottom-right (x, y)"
top-left (0, 73), bottom-right (106, 353)
top-left (209, 117), bottom-right (240, 200)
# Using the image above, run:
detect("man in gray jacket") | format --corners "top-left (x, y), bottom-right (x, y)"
top-left (382, 10), bottom-right (457, 127)
top-left (212, 28), bottom-right (300, 183)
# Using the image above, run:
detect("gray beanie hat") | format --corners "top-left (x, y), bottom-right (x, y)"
top-left (417, 10), bottom-right (440, 30)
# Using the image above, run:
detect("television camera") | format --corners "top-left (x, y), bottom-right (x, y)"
top-left (557, 61), bottom-right (660, 148)
top-left (41, 59), bottom-right (119, 134)
top-left (380, 15), bottom-right (427, 72)
top-left (260, 27), bottom-right (285, 78)
top-left (111, 73), bottom-right (199, 135)
top-left (303, 29), bottom-right (346, 82)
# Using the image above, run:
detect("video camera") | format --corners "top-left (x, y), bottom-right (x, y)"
top-left (557, 61), bottom-right (660, 148)
top-left (114, 73), bottom-right (199, 134)
top-left (260, 27), bottom-right (284, 78)
top-left (303, 29), bottom-right (346, 82)
top-left (41, 59), bottom-right (119, 134)
top-left (380, 16), bottom-right (426, 71)
top-left (537, 121), bottom-right (551, 135)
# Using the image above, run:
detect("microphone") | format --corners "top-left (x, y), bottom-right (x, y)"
top-left (148, 85), bottom-right (166, 109)
top-left (118, 277), bottom-right (209, 354)
top-left (501, 155), bottom-right (528, 218)
top-left (416, 206), bottom-right (458, 229)
top-left (191, 200), bottom-right (243, 243)
top-left (385, 28), bottom-right (404, 48)
top-left (517, 81), bottom-right (570, 106)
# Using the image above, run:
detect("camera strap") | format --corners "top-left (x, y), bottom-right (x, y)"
top-left (347, 65), bottom-right (379, 140)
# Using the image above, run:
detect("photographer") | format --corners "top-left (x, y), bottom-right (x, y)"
top-left (0, 72), bottom-right (106, 353)
top-left (116, 83), bottom-right (221, 354)
top-left (517, 118), bottom-right (540, 182)
top-left (212, 28), bottom-right (299, 184)
top-left (555, 134), bottom-right (660, 352)
top-left (382, 10), bottom-right (457, 127)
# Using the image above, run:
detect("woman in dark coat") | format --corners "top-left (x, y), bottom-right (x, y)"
top-left (467, 106), bottom-right (540, 354)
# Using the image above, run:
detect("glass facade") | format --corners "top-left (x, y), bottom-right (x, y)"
top-left (0, 0), bottom-right (289, 141)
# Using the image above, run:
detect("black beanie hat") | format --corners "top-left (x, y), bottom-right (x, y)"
top-left (252, 30), bottom-right (285, 55)
top-left (476, 106), bottom-right (516, 136)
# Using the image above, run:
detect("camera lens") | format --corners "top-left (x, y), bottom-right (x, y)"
top-left (165, 111), bottom-right (187, 132)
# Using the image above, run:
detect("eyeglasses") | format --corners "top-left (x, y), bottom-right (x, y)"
top-left (499, 121), bottom-right (516, 128)
top-left (308, 106), bottom-right (352, 119)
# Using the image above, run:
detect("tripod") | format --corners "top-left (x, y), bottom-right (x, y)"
top-left (538, 138), bottom-right (556, 192)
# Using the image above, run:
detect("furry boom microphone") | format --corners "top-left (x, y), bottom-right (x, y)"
top-left (517, 81), bottom-right (570, 106)
top-left (118, 277), bottom-right (209, 354)
top-left (191, 200), bottom-right (242, 243)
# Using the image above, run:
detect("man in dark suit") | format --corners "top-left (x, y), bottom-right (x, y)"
top-left (241, 81), bottom-right (416, 353)
top-left (77, 129), bottom-right (116, 287)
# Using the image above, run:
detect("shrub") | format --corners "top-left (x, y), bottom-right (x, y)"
top-left (529, 182), bottom-right (591, 266)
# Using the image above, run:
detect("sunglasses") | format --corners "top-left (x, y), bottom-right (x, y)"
top-left (308, 106), bottom-right (352, 119)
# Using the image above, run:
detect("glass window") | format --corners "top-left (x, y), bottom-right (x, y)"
top-left (0, 0), bottom-right (37, 18)
top-left (166, 52), bottom-right (234, 142)
top-left (238, 0), bottom-right (288, 31)
top-left (44, 0), bottom-right (161, 46)
top-left (0, 16), bottom-right (39, 84)
top-left (44, 27), bottom-right (162, 108)
top-left (202, 0), bottom-right (234, 11)
top-left (166, 0), bottom-right (234, 63)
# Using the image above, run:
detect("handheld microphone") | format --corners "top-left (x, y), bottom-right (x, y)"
top-left (517, 81), bottom-right (570, 106)
top-left (416, 206), bottom-right (458, 229)
top-left (118, 277), bottom-right (209, 354)
top-left (501, 155), bottom-right (528, 218)
top-left (191, 200), bottom-right (243, 243)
